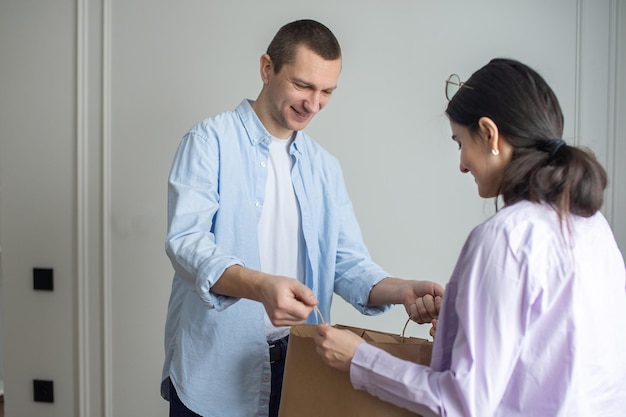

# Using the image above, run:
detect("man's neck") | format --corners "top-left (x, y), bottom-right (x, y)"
top-left (251, 97), bottom-right (293, 139)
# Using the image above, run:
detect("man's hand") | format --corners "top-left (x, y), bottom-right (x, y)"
top-left (368, 278), bottom-right (444, 323)
top-left (211, 265), bottom-right (318, 326)
top-left (259, 275), bottom-right (318, 326)
top-left (407, 292), bottom-right (443, 324)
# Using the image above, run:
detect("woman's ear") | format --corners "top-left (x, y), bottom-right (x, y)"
top-left (478, 117), bottom-right (501, 154)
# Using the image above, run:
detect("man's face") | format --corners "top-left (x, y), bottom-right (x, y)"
top-left (260, 45), bottom-right (341, 138)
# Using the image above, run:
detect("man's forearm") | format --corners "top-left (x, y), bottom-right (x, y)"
top-left (367, 277), bottom-right (408, 306)
top-left (210, 264), bottom-right (266, 301)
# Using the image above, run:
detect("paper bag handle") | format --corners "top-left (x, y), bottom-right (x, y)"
top-left (314, 305), bottom-right (326, 324)
top-left (401, 317), bottom-right (413, 343)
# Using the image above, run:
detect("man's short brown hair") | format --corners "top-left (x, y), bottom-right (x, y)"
top-left (266, 19), bottom-right (342, 74)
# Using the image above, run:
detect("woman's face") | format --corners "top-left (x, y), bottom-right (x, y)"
top-left (449, 120), bottom-right (511, 198)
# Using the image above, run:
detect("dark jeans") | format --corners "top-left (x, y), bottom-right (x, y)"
top-left (169, 379), bottom-right (202, 417)
top-left (269, 339), bottom-right (288, 417)
top-left (168, 337), bottom-right (288, 417)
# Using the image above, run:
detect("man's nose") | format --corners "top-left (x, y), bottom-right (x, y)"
top-left (303, 91), bottom-right (322, 113)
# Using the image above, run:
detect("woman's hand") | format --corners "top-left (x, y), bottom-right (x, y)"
top-left (314, 324), bottom-right (365, 372)
top-left (430, 318), bottom-right (438, 339)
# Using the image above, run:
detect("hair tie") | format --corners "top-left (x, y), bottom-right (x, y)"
top-left (548, 139), bottom-right (566, 162)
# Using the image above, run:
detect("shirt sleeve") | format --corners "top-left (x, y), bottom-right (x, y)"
top-left (331, 164), bottom-right (389, 315)
top-left (165, 131), bottom-right (243, 310)
top-left (349, 222), bottom-right (533, 416)
top-left (351, 343), bottom-right (443, 417)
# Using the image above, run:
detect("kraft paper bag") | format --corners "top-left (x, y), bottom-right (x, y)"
top-left (278, 322), bottom-right (432, 417)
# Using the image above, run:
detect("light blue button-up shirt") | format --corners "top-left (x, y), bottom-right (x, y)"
top-left (161, 99), bottom-right (390, 417)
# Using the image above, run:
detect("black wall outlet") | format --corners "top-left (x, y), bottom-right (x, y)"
top-left (33, 268), bottom-right (54, 291)
top-left (33, 379), bottom-right (54, 403)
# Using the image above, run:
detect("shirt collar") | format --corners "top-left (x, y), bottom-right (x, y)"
top-left (236, 99), bottom-right (271, 146)
top-left (236, 99), bottom-right (303, 155)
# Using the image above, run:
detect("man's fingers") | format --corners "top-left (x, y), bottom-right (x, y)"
top-left (410, 294), bottom-right (440, 323)
top-left (421, 294), bottom-right (436, 315)
top-left (293, 282), bottom-right (319, 306)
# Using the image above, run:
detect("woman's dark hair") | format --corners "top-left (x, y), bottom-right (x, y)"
top-left (446, 58), bottom-right (607, 218)
top-left (266, 19), bottom-right (342, 74)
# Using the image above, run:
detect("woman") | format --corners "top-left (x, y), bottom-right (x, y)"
top-left (314, 58), bottom-right (626, 416)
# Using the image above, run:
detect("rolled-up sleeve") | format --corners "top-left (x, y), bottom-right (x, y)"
top-left (165, 131), bottom-right (242, 310)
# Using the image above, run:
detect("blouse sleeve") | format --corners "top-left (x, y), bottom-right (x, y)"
top-left (350, 221), bottom-right (534, 416)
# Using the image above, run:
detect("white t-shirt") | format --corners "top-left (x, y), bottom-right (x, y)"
top-left (258, 136), bottom-right (306, 341)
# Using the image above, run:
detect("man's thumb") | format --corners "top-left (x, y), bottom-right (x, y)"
top-left (295, 284), bottom-right (318, 306)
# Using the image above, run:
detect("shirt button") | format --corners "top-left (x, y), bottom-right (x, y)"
top-left (260, 161), bottom-right (266, 168)
top-left (255, 202), bottom-right (261, 208)
top-left (263, 375), bottom-right (269, 382)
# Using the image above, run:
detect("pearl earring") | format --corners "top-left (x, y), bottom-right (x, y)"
top-left (491, 149), bottom-right (499, 156)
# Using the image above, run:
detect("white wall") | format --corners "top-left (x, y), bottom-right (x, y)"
top-left (0, 244), bottom-right (3, 389)
top-left (0, 1), bottom-right (624, 416)
top-left (0, 1), bottom-right (78, 417)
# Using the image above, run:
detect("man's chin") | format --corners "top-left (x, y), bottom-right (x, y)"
top-left (287, 121), bottom-right (309, 132)
top-left (289, 110), bottom-right (313, 127)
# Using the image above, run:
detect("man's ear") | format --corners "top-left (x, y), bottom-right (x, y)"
top-left (478, 117), bottom-right (501, 153)
top-left (259, 53), bottom-right (273, 84)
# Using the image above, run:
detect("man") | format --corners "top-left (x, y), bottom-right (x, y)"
top-left (161, 19), bottom-right (443, 417)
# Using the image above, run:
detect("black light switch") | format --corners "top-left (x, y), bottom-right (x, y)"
top-left (33, 379), bottom-right (54, 403)
top-left (33, 268), bottom-right (54, 291)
